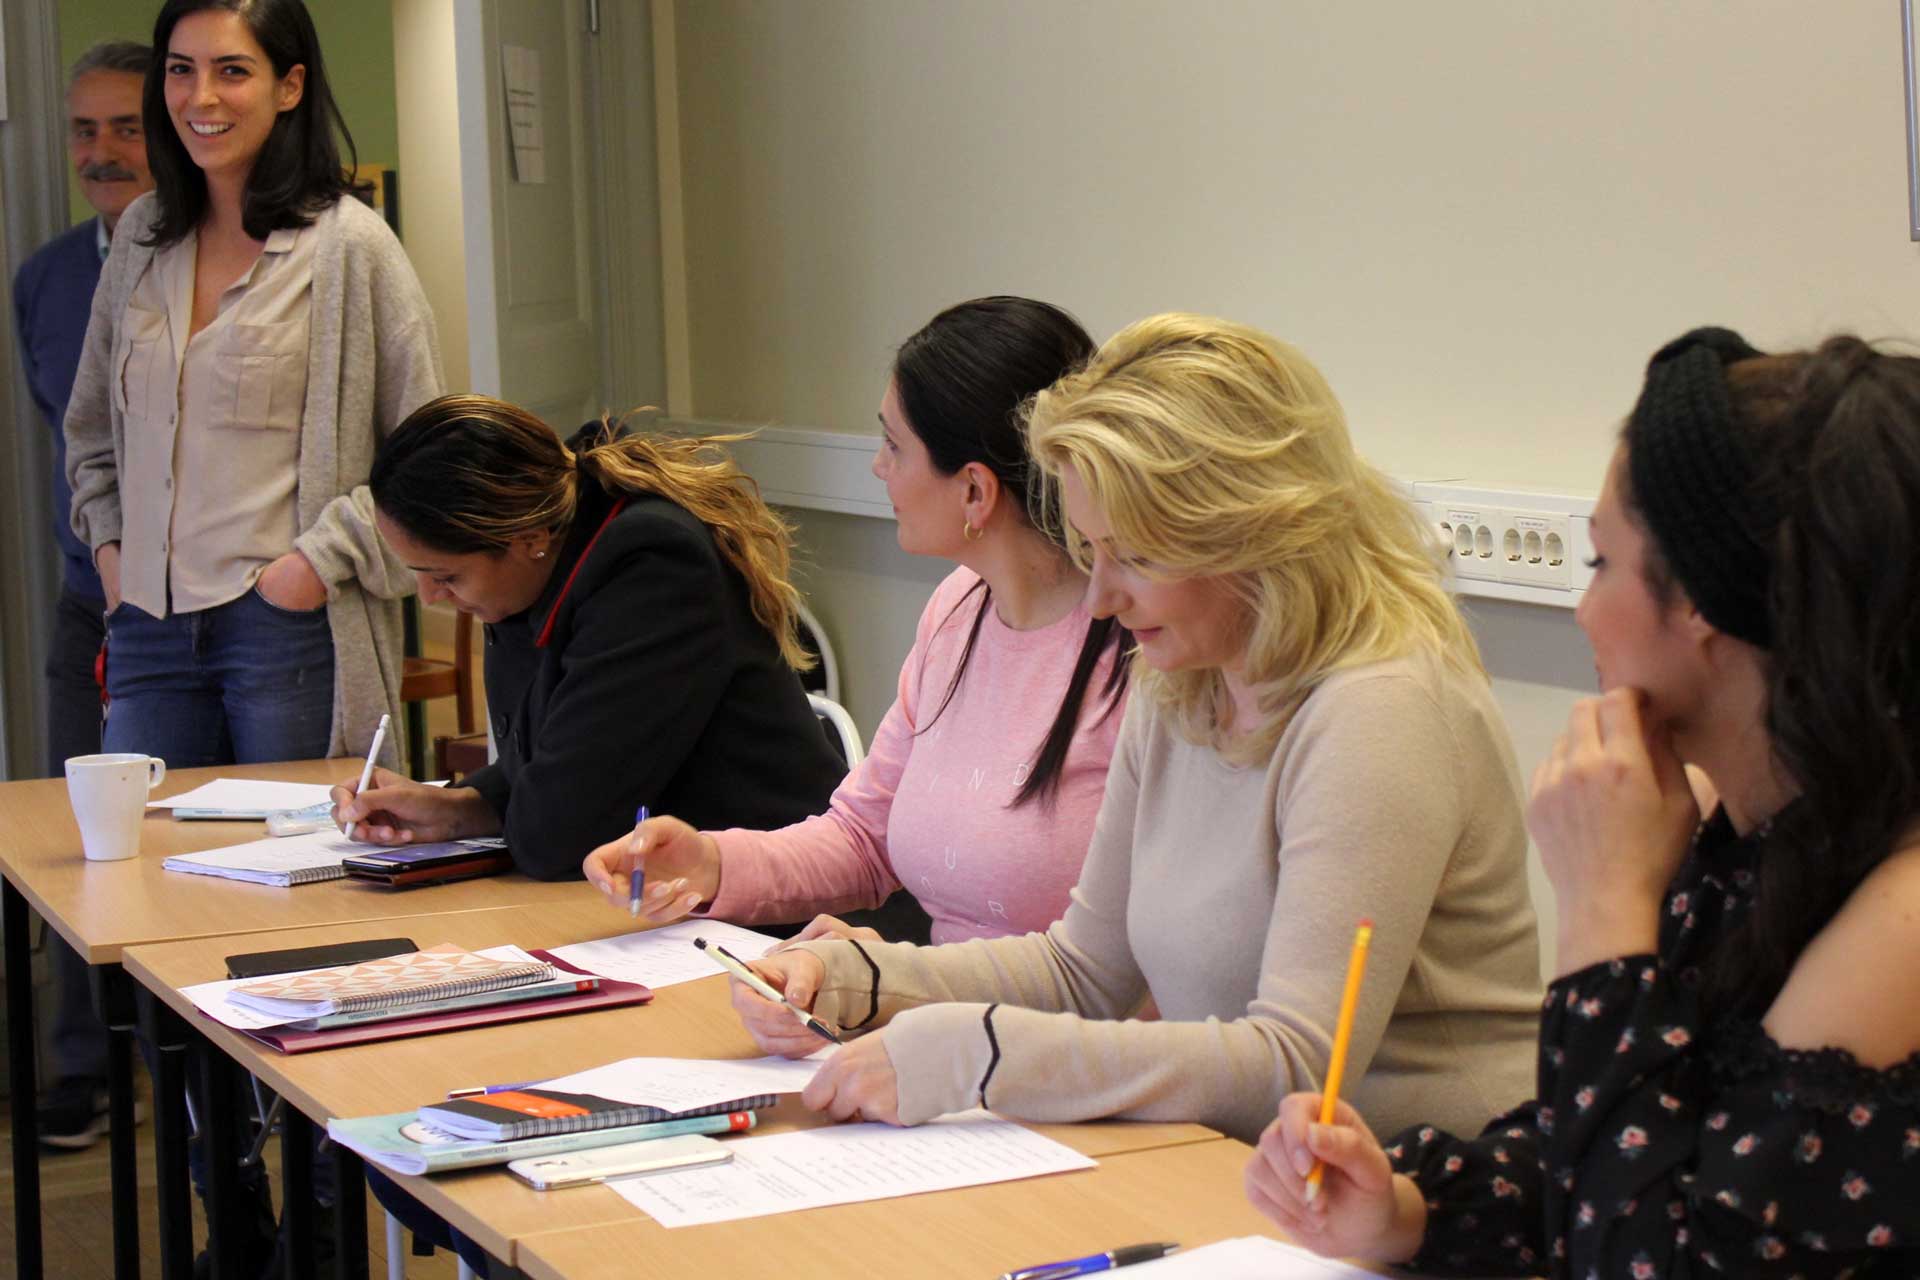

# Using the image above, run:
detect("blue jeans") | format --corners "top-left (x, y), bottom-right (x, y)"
top-left (104, 585), bottom-right (336, 1213)
top-left (102, 586), bottom-right (334, 765)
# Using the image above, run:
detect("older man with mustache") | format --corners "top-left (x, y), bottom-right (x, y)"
top-left (10, 38), bottom-right (153, 1152)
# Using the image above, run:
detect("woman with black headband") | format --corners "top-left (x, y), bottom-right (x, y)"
top-left (1246, 329), bottom-right (1920, 1276)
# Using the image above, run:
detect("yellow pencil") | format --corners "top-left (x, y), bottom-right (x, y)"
top-left (1303, 917), bottom-right (1372, 1204)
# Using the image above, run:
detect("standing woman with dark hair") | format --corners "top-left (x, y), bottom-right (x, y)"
top-left (582, 296), bottom-right (1132, 945)
top-left (328, 396), bottom-right (845, 878)
top-left (64, 0), bottom-right (440, 770)
top-left (1249, 330), bottom-right (1920, 1277)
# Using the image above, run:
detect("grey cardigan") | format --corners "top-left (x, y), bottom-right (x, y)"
top-left (65, 193), bottom-right (444, 762)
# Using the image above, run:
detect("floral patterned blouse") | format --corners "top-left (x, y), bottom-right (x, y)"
top-left (1387, 808), bottom-right (1920, 1277)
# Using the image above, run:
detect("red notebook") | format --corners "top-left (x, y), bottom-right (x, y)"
top-left (222, 950), bottom-right (651, 1054)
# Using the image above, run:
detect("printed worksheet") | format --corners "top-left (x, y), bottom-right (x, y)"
top-left (148, 778), bottom-right (336, 812)
top-left (608, 1111), bottom-right (1095, 1227)
top-left (547, 919), bottom-right (782, 989)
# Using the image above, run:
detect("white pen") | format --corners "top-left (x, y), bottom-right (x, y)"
top-left (694, 937), bottom-right (842, 1044)
top-left (342, 713), bottom-right (391, 842)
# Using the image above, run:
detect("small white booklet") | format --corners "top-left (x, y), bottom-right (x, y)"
top-left (608, 1110), bottom-right (1095, 1227)
top-left (148, 778), bottom-right (336, 817)
top-left (162, 828), bottom-right (365, 886)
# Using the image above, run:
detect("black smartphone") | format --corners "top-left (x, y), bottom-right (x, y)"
top-left (224, 937), bottom-right (417, 981)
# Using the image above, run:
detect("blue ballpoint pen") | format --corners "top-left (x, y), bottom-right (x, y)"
top-left (628, 805), bottom-right (649, 916)
top-left (999, 1243), bottom-right (1179, 1280)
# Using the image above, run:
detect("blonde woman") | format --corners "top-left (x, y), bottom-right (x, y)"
top-left (329, 394), bottom-right (843, 877)
top-left (730, 314), bottom-right (1542, 1144)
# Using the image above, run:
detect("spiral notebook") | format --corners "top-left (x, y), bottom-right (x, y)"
top-left (416, 1088), bottom-right (785, 1141)
top-left (228, 943), bottom-right (554, 1017)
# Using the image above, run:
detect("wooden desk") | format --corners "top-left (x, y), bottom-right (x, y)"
top-left (516, 1139), bottom-right (1299, 1280)
top-left (0, 760), bottom-right (588, 1280)
top-left (0, 759), bottom-right (587, 966)
top-left (124, 905), bottom-right (1223, 1271)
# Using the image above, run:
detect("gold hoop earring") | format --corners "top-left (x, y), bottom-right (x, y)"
top-left (962, 520), bottom-right (984, 542)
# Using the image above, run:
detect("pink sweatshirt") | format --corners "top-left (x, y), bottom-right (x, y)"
top-left (703, 568), bottom-right (1127, 943)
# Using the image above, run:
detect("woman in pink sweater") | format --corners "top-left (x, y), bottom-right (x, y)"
top-left (583, 297), bottom-right (1131, 943)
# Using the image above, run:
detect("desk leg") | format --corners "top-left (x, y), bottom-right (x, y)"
top-left (283, 1107), bottom-right (316, 1280)
top-left (331, 1143), bottom-right (370, 1280)
top-left (194, 1028), bottom-right (249, 1280)
top-left (90, 964), bottom-right (142, 1280)
top-left (4, 878), bottom-right (43, 1280)
top-left (139, 989), bottom-right (194, 1280)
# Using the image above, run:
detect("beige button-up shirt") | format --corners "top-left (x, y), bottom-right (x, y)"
top-left (116, 224), bottom-right (314, 616)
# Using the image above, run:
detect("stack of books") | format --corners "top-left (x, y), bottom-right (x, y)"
top-left (229, 943), bottom-right (589, 1030)
top-left (328, 1087), bottom-right (775, 1174)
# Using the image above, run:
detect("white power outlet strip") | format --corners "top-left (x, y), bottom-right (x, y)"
top-left (1410, 482), bottom-right (1595, 611)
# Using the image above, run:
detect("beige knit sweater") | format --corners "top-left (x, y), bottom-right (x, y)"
top-left (798, 647), bottom-right (1544, 1143)
top-left (64, 193), bottom-right (443, 761)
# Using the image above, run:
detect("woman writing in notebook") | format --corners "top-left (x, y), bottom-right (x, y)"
top-left (1245, 330), bottom-right (1920, 1276)
top-left (724, 314), bottom-right (1543, 1144)
top-left (582, 296), bottom-right (1132, 944)
top-left (327, 395), bottom-right (844, 877)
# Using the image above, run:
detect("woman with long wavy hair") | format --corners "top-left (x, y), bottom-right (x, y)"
top-left (724, 314), bottom-right (1542, 1146)
top-left (329, 394), bottom-right (844, 877)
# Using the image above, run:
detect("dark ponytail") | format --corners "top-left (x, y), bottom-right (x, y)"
top-left (1682, 337), bottom-right (1920, 1016)
top-left (895, 297), bottom-right (1130, 807)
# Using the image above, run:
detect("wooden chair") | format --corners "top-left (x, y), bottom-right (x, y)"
top-left (398, 607), bottom-right (475, 777)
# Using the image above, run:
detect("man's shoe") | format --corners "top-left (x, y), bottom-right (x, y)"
top-left (37, 1077), bottom-right (110, 1151)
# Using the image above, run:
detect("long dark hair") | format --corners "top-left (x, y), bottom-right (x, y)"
top-left (895, 296), bottom-right (1131, 806)
top-left (141, 0), bottom-right (359, 247)
top-left (1630, 336), bottom-right (1920, 1017)
top-left (371, 395), bottom-right (815, 672)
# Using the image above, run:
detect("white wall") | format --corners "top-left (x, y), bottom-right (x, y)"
top-left (669, 0), bottom-right (1920, 493)
top-left (392, 0), bottom-right (471, 394)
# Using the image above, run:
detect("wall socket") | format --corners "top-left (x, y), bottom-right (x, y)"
top-left (1411, 483), bottom-right (1594, 608)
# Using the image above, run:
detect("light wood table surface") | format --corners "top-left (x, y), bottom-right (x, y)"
top-left (515, 1138), bottom-right (1329, 1280)
top-left (124, 902), bottom-right (1224, 1268)
top-left (0, 759), bottom-right (588, 964)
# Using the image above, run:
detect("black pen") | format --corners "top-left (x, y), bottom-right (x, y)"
top-left (999, 1242), bottom-right (1179, 1280)
top-left (694, 937), bottom-right (843, 1044)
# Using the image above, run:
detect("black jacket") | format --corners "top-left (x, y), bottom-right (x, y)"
top-left (464, 463), bottom-right (843, 880)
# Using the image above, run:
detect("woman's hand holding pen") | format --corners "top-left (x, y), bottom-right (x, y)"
top-left (729, 951), bottom-right (830, 1057)
top-left (329, 768), bottom-right (492, 845)
top-left (1528, 687), bottom-right (1699, 978)
top-left (1243, 1093), bottom-right (1424, 1263)
top-left (581, 814), bottom-right (719, 920)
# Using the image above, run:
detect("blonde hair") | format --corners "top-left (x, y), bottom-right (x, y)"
top-left (1024, 314), bottom-right (1480, 759)
top-left (372, 394), bottom-right (814, 672)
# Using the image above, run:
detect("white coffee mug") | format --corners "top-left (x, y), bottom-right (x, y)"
top-left (64, 753), bottom-right (166, 862)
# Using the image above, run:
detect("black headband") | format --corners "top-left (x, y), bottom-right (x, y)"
top-left (1625, 326), bottom-right (1773, 648)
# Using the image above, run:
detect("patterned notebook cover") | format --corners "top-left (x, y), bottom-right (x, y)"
top-left (418, 1089), bottom-right (785, 1140)
top-left (230, 943), bottom-right (553, 1015)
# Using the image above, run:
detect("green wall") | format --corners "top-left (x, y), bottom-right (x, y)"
top-left (57, 0), bottom-right (400, 225)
